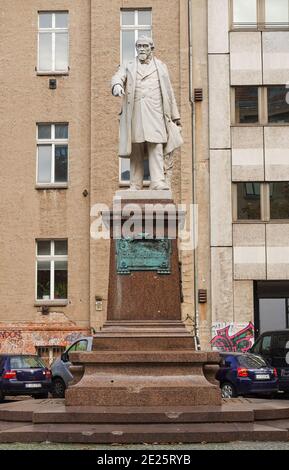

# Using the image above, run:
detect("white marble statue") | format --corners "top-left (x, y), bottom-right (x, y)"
top-left (112, 36), bottom-right (183, 190)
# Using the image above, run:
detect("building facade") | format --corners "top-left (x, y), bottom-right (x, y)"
top-left (1, 0), bottom-right (289, 361)
top-left (207, 0), bottom-right (289, 351)
top-left (0, 0), bottom-right (195, 362)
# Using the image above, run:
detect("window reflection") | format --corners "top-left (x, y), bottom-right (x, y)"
top-left (54, 261), bottom-right (68, 299)
top-left (235, 87), bottom-right (259, 123)
top-left (268, 86), bottom-right (289, 123)
top-left (237, 183), bottom-right (261, 220)
top-left (270, 182), bottom-right (289, 219)
top-left (265, 0), bottom-right (289, 25)
top-left (55, 145), bottom-right (68, 182)
top-left (233, 0), bottom-right (257, 27)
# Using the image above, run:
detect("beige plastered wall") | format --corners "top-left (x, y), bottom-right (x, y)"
top-left (0, 0), bottom-right (91, 348)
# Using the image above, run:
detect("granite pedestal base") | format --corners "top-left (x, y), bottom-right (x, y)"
top-left (65, 321), bottom-right (221, 407)
top-left (66, 194), bottom-right (221, 408)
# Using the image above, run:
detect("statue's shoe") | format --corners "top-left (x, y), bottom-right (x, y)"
top-left (150, 182), bottom-right (170, 190)
top-left (127, 185), bottom-right (143, 190)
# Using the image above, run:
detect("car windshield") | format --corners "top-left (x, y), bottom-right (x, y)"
top-left (10, 356), bottom-right (45, 369)
top-left (237, 354), bottom-right (267, 369)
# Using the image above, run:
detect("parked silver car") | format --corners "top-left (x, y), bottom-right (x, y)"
top-left (51, 337), bottom-right (93, 398)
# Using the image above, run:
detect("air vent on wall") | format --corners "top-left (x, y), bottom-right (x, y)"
top-left (194, 88), bottom-right (203, 102)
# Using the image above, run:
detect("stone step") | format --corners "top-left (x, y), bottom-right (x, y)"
top-left (69, 350), bottom-right (212, 364)
top-left (92, 335), bottom-right (196, 351)
top-left (103, 321), bottom-right (186, 329)
top-left (222, 398), bottom-right (289, 421)
top-left (1, 399), bottom-right (289, 444)
top-left (0, 399), bottom-right (49, 422)
top-left (95, 331), bottom-right (192, 336)
top-left (260, 419), bottom-right (289, 430)
top-left (3, 399), bottom-right (289, 424)
top-left (0, 421), bottom-right (287, 444)
top-left (32, 404), bottom-right (254, 424)
top-left (254, 405), bottom-right (289, 421)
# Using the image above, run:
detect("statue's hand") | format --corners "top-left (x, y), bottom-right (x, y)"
top-left (173, 119), bottom-right (182, 127)
top-left (112, 84), bottom-right (125, 97)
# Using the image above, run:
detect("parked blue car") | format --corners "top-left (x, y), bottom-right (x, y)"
top-left (0, 354), bottom-right (52, 402)
top-left (216, 352), bottom-right (279, 399)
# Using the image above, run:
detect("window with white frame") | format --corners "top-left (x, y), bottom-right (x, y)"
top-left (38, 11), bottom-right (69, 72)
top-left (231, 0), bottom-right (289, 29)
top-left (120, 9), bottom-right (152, 183)
top-left (36, 240), bottom-right (68, 301)
top-left (37, 123), bottom-right (68, 184)
top-left (121, 9), bottom-right (152, 62)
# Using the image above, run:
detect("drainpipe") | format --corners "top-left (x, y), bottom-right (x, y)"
top-left (188, 0), bottom-right (200, 349)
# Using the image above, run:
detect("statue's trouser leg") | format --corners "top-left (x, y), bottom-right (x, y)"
top-left (164, 152), bottom-right (174, 189)
top-left (147, 143), bottom-right (166, 187)
top-left (130, 143), bottom-right (144, 189)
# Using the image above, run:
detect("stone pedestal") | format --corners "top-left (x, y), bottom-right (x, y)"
top-left (66, 193), bottom-right (221, 407)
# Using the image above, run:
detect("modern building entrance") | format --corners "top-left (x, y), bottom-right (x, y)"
top-left (254, 281), bottom-right (289, 336)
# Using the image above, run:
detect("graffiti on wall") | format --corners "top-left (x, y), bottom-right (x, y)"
top-left (65, 332), bottom-right (83, 343)
top-left (0, 331), bottom-right (22, 340)
top-left (0, 330), bottom-right (23, 353)
top-left (0, 328), bottom-right (89, 355)
top-left (211, 322), bottom-right (255, 353)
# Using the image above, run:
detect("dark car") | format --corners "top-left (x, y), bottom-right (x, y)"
top-left (216, 352), bottom-right (279, 399)
top-left (250, 330), bottom-right (289, 393)
top-left (0, 354), bottom-right (52, 402)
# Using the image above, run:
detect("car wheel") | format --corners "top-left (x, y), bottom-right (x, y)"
top-left (33, 393), bottom-right (49, 399)
top-left (0, 390), bottom-right (5, 402)
top-left (52, 378), bottom-right (66, 398)
top-left (221, 382), bottom-right (237, 399)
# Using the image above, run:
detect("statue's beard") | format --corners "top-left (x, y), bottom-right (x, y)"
top-left (138, 52), bottom-right (152, 63)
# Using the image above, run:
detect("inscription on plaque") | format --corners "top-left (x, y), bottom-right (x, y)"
top-left (116, 236), bottom-right (172, 274)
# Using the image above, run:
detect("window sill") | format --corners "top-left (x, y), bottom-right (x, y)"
top-left (119, 182), bottom-right (150, 187)
top-left (233, 220), bottom-right (263, 224)
top-left (232, 123), bottom-right (289, 128)
top-left (230, 27), bottom-right (289, 32)
top-left (264, 123), bottom-right (289, 127)
top-left (35, 300), bottom-right (68, 307)
top-left (35, 184), bottom-right (68, 190)
top-left (266, 219), bottom-right (289, 224)
top-left (231, 124), bottom-right (262, 127)
top-left (233, 220), bottom-right (289, 224)
top-left (36, 71), bottom-right (69, 76)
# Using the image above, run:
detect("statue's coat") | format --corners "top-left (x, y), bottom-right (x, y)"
top-left (112, 58), bottom-right (183, 158)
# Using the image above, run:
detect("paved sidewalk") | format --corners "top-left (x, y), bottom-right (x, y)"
top-left (0, 442), bottom-right (289, 450)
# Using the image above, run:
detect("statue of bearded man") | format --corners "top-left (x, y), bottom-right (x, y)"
top-left (112, 36), bottom-right (183, 190)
